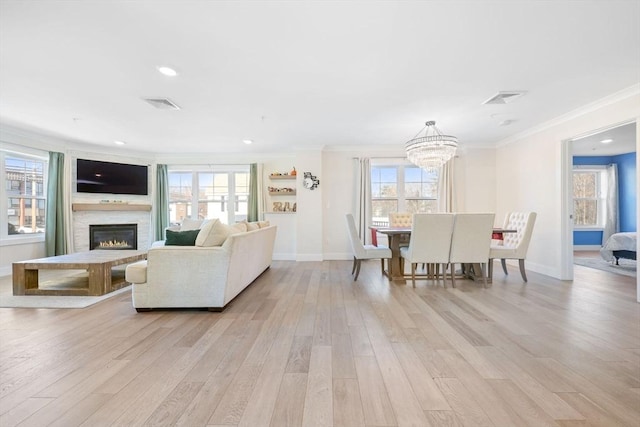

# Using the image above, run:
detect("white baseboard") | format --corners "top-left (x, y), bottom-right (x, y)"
top-left (322, 252), bottom-right (352, 261)
top-left (573, 245), bottom-right (602, 251)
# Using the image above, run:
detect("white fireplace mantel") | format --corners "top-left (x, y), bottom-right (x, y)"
top-left (72, 203), bottom-right (152, 212)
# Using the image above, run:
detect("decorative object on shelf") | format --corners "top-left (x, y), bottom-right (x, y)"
top-left (273, 202), bottom-right (283, 212)
top-left (284, 202), bottom-right (291, 212)
top-left (302, 172), bottom-right (320, 190)
top-left (292, 202), bottom-right (297, 212)
top-left (290, 167), bottom-right (297, 176)
top-left (405, 120), bottom-right (458, 171)
top-left (268, 186), bottom-right (295, 194)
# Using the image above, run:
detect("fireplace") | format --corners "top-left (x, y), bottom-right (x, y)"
top-left (89, 224), bottom-right (137, 250)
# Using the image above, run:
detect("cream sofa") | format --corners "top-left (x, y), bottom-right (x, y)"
top-left (125, 221), bottom-right (277, 311)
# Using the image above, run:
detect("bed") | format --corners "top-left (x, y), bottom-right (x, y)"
top-left (600, 232), bottom-right (637, 265)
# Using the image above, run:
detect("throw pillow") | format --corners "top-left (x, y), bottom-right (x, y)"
top-left (196, 219), bottom-right (232, 247)
top-left (232, 222), bottom-right (247, 233)
top-left (165, 229), bottom-right (200, 246)
top-left (180, 218), bottom-right (204, 231)
top-left (257, 220), bottom-right (270, 228)
top-left (246, 221), bottom-right (259, 231)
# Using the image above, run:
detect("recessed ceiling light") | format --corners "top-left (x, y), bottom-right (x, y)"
top-left (243, 139), bottom-right (253, 145)
top-left (600, 138), bottom-right (613, 144)
top-left (114, 140), bottom-right (126, 145)
top-left (157, 66), bottom-right (178, 77)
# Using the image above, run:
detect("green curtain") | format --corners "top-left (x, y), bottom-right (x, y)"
top-left (247, 163), bottom-right (259, 222)
top-left (154, 164), bottom-right (170, 240)
top-left (45, 152), bottom-right (66, 256)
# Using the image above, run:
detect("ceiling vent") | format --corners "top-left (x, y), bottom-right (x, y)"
top-left (143, 98), bottom-right (181, 110)
top-left (483, 91), bottom-right (527, 105)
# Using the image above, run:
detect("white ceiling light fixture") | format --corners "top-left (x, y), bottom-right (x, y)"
top-left (114, 140), bottom-right (126, 145)
top-left (600, 138), bottom-right (613, 144)
top-left (242, 139), bottom-right (253, 145)
top-left (157, 66), bottom-right (178, 77)
top-left (405, 121), bottom-right (458, 171)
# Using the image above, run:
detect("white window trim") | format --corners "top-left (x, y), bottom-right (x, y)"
top-left (572, 165), bottom-right (607, 229)
top-left (0, 144), bottom-right (48, 245)
top-left (168, 165), bottom-right (250, 225)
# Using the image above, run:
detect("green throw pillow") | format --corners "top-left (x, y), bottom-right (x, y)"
top-left (165, 229), bottom-right (200, 246)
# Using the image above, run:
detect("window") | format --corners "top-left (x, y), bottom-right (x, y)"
top-left (1, 148), bottom-right (48, 240)
top-left (573, 168), bottom-right (606, 227)
top-left (371, 162), bottom-right (438, 226)
top-left (168, 166), bottom-right (250, 225)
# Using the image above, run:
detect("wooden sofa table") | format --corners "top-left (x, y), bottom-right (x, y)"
top-left (13, 250), bottom-right (147, 296)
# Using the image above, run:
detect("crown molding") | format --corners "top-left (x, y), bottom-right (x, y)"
top-left (496, 84), bottom-right (640, 147)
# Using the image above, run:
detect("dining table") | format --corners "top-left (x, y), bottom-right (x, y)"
top-left (371, 226), bottom-right (515, 285)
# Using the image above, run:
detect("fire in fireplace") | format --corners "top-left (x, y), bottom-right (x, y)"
top-left (89, 224), bottom-right (137, 250)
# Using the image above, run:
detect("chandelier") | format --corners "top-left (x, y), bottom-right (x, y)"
top-left (405, 120), bottom-right (458, 171)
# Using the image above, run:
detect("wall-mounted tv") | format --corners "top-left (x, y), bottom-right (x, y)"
top-left (76, 159), bottom-right (148, 195)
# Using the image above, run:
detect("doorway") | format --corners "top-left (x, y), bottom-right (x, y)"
top-left (563, 121), bottom-right (637, 279)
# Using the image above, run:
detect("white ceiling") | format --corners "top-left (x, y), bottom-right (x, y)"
top-left (572, 122), bottom-right (636, 156)
top-left (1, 1), bottom-right (639, 155)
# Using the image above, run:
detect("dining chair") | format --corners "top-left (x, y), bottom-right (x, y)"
top-left (389, 212), bottom-right (412, 247)
top-left (399, 213), bottom-right (455, 287)
top-left (448, 213), bottom-right (495, 288)
top-left (345, 214), bottom-right (392, 280)
top-left (488, 212), bottom-right (537, 282)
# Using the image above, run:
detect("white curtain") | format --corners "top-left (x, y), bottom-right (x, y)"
top-left (437, 157), bottom-right (456, 213)
top-left (603, 163), bottom-right (619, 244)
top-left (353, 157), bottom-right (371, 243)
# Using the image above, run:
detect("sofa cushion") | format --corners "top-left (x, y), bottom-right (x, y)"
top-left (180, 218), bottom-right (204, 231)
top-left (196, 218), bottom-right (231, 247)
top-left (257, 220), bottom-right (270, 228)
top-left (126, 260), bottom-right (147, 284)
top-left (165, 229), bottom-right (200, 246)
top-left (246, 221), bottom-right (259, 231)
top-left (232, 222), bottom-right (247, 233)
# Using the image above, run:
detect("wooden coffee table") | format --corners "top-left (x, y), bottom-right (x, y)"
top-left (12, 250), bottom-right (147, 296)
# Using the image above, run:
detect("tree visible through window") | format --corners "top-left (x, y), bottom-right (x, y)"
top-left (573, 169), bottom-right (605, 226)
top-left (371, 163), bottom-right (438, 226)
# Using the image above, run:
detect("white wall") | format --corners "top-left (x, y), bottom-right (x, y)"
top-left (319, 146), bottom-right (498, 260)
top-left (495, 88), bottom-right (640, 280)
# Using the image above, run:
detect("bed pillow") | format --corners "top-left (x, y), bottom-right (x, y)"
top-left (165, 229), bottom-right (200, 246)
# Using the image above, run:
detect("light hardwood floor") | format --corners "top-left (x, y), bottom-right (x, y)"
top-left (0, 260), bottom-right (638, 426)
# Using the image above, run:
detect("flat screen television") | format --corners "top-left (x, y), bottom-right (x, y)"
top-left (76, 159), bottom-right (148, 195)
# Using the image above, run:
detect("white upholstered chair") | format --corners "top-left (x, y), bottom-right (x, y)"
top-left (389, 212), bottom-right (413, 228)
top-left (400, 213), bottom-right (455, 287)
top-left (449, 213), bottom-right (495, 288)
top-left (345, 214), bottom-right (392, 280)
top-left (489, 212), bottom-right (537, 282)
top-left (389, 212), bottom-right (412, 247)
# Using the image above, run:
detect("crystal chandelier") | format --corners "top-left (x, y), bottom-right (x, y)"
top-left (405, 121), bottom-right (458, 171)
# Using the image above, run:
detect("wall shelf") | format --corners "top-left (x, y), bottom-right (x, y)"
top-left (72, 203), bottom-right (152, 212)
top-left (269, 175), bottom-right (296, 180)
top-left (269, 191), bottom-right (296, 196)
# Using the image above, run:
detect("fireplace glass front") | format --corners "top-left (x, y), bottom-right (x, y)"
top-left (89, 224), bottom-right (137, 250)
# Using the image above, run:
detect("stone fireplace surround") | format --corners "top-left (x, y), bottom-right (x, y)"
top-left (72, 206), bottom-right (151, 253)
